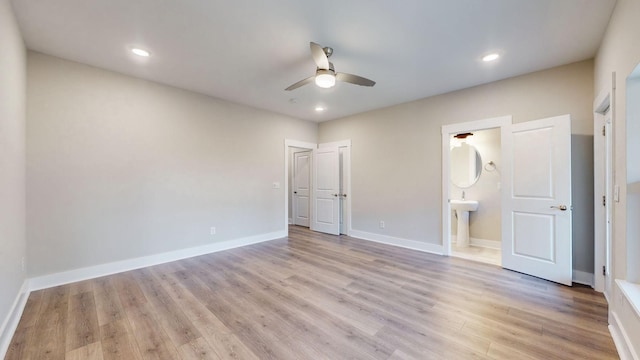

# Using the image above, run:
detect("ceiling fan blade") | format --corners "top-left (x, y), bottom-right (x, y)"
top-left (310, 42), bottom-right (329, 70)
top-left (285, 75), bottom-right (315, 91)
top-left (336, 73), bottom-right (376, 87)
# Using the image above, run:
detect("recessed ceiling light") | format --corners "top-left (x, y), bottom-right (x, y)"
top-left (131, 48), bottom-right (150, 57)
top-left (315, 106), bottom-right (325, 112)
top-left (482, 53), bottom-right (500, 62)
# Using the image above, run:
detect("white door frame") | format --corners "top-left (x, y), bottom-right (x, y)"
top-left (594, 89), bottom-right (613, 295)
top-left (320, 140), bottom-right (352, 236)
top-left (441, 116), bottom-right (512, 256)
top-left (284, 139), bottom-right (317, 236)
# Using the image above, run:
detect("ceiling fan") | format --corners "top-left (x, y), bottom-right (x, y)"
top-left (285, 42), bottom-right (376, 91)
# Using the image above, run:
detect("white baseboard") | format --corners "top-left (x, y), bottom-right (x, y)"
top-left (350, 230), bottom-right (443, 255)
top-left (29, 230), bottom-right (287, 291)
top-left (451, 236), bottom-right (500, 249)
top-left (609, 310), bottom-right (638, 360)
top-left (572, 270), bottom-right (594, 287)
top-left (0, 280), bottom-right (30, 359)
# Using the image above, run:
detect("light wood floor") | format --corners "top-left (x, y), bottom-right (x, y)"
top-left (6, 226), bottom-right (618, 359)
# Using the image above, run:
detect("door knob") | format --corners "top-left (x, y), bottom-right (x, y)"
top-left (294, 191), bottom-right (297, 194)
top-left (333, 194), bottom-right (338, 197)
top-left (550, 205), bottom-right (568, 211)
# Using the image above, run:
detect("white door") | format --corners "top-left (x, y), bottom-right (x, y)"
top-left (311, 146), bottom-right (340, 235)
top-left (293, 151), bottom-right (311, 227)
top-left (502, 115), bottom-right (573, 286)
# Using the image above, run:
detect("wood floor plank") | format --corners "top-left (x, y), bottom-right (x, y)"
top-left (65, 291), bottom-right (100, 352)
top-left (7, 225), bottom-right (619, 360)
top-left (28, 286), bottom-right (70, 359)
top-left (93, 277), bottom-right (125, 326)
top-left (99, 319), bottom-right (143, 360)
top-left (177, 337), bottom-right (222, 360)
top-left (64, 341), bottom-right (103, 360)
top-left (131, 269), bottom-right (201, 347)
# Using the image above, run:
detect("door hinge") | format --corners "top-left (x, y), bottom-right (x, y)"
top-left (602, 265), bottom-right (606, 276)
top-left (602, 125), bottom-right (606, 136)
top-left (602, 195), bottom-right (606, 206)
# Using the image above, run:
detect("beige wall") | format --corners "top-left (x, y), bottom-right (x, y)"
top-left (594, 0), bottom-right (640, 355)
top-left (26, 52), bottom-right (317, 277)
top-left (319, 59), bottom-right (595, 273)
top-left (0, 0), bottom-right (27, 346)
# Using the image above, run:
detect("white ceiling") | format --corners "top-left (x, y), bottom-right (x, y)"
top-left (12, 0), bottom-right (616, 122)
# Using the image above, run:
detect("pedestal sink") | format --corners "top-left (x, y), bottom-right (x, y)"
top-left (451, 200), bottom-right (479, 248)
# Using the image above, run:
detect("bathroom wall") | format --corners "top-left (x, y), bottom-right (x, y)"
top-left (451, 128), bottom-right (501, 245)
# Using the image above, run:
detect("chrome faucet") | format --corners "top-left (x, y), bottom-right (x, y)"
top-left (462, 191), bottom-right (465, 200)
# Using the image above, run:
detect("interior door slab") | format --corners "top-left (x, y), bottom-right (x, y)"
top-left (502, 114), bottom-right (573, 286)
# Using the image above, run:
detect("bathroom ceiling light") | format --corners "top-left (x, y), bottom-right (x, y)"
top-left (315, 106), bottom-right (325, 112)
top-left (454, 132), bottom-right (473, 139)
top-left (482, 53), bottom-right (500, 62)
top-left (131, 48), bottom-right (150, 57)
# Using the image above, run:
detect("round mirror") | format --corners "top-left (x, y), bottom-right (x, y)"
top-left (450, 143), bottom-right (482, 188)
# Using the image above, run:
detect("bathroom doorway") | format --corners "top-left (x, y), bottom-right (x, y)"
top-left (449, 128), bottom-right (502, 265)
top-left (442, 115), bottom-right (573, 284)
top-left (441, 116), bottom-right (511, 266)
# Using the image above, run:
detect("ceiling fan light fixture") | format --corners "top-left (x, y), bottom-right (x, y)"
top-left (315, 71), bottom-right (336, 88)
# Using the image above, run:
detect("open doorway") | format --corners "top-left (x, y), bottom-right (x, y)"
top-left (284, 139), bottom-right (351, 237)
top-left (448, 128), bottom-right (502, 266)
top-left (442, 116), bottom-right (510, 266)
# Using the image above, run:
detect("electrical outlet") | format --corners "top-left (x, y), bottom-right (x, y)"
top-left (379, 221), bottom-right (385, 229)
top-left (210, 227), bottom-right (216, 235)
top-left (272, 182), bottom-right (280, 189)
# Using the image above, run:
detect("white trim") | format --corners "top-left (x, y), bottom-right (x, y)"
top-left (0, 280), bottom-right (29, 359)
top-left (440, 115), bottom-right (513, 135)
top-left (593, 87), bottom-right (613, 294)
top-left (610, 310), bottom-right (638, 360)
top-left (29, 230), bottom-right (286, 291)
top-left (572, 270), bottom-right (594, 287)
top-left (451, 236), bottom-right (501, 249)
top-left (288, 217), bottom-right (293, 225)
top-left (350, 229), bottom-right (443, 255)
top-left (441, 115), bottom-right (512, 257)
top-left (471, 237), bottom-right (500, 249)
top-left (284, 139), bottom-right (317, 150)
top-left (318, 139), bottom-right (351, 148)
top-left (618, 279), bottom-right (640, 320)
